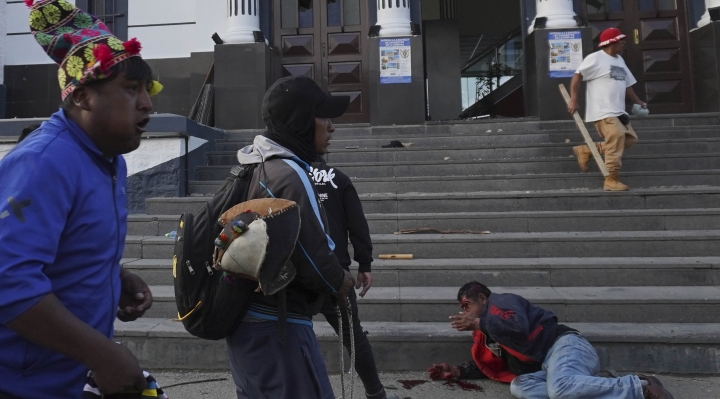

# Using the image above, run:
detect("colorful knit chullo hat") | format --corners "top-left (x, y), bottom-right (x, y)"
top-left (26, 0), bottom-right (162, 100)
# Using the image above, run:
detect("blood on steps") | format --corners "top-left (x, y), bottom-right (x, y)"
top-left (398, 380), bottom-right (428, 389)
top-left (442, 379), bottom-right (484, 391)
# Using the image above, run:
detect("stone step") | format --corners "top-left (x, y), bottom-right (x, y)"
top-left (353, 170), bottom-right (720, 194)
top-left (210, 138), bottom-right (720, 164)
top-left (123, 230), bottom-right (720, 260)
top-left (216, 127), bottom-right (720, 152)
top-left (191, 169), bottom-right (720, 195)
top-left (127, 215), bottom-right (180, 236)
top-left (365, 208), bottom-right (720, 234)
top-left (254, 154), bottom-right (720, 178)
top-left (145, 187), bottom-right (720, 215)
top-left (143, 284), bottom-right (720, 323)
top-left (115, 318), bottom-right (720, 373)
top-left (222, 113), bottom-right (720, 138)
top-left (129, 208), bottom-right (720, 237)
top-left (122, 257), bottom-right (720, 287)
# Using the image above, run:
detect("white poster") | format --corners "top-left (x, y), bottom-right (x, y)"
top-left (548, 31), bottom-right (583, 78)
top-left (379, 38), bottom-right (412, 84)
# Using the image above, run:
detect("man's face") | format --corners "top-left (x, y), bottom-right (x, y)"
top-left (314, 117), bottom-right (334, 155)
top-left (83, 72), bottom-right (153, 157)
top-left (459, 294), bottom-right (486, 319)
top-left (608, 39), bottom-right (625, 54)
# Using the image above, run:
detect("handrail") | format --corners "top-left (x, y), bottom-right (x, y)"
top-left (461, 26), bottom-right (522, 73)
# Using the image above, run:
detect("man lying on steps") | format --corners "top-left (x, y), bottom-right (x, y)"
top-left (428, 281), bottom-right (675, 399)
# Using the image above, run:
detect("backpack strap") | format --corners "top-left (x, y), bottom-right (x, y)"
top-left (277, 288), bottom-right (287, 346)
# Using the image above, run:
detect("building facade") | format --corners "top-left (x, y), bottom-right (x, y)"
top-left (1, 0), bottom-right (718, 123)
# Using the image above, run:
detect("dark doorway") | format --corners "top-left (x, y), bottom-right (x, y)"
top-left (583, 0), bottom-right (694, 113)
top-left (272, 0), bottom-right (371, 123)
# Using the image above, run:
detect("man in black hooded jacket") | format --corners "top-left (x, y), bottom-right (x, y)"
top-left (311, 150), bottom-right (398, 399)
top-left (227, 76), bottom-right (355, 399)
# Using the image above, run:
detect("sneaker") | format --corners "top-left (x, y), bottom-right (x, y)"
top-left (639, 375), bottom-right (674, 399)
top-left (573, 145), bottom-right (591, 173)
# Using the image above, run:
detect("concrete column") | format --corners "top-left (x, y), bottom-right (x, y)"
top-left (529, 0), bottom-right (577, 33)
top-left (376, 0), bottom-right (412, 37)
top-left (0, 0), bottom-right (5, 86)
top-left (698, 0), bottom-right (720, 29)
top-left (223, 0), bottom-right (260, 44)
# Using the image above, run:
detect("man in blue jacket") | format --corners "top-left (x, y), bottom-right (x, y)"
top-left (449, 282), bottom-right (674, 399)
top-left (0, 1), bottom-right (162, 398)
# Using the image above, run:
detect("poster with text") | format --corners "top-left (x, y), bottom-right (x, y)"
top-left (548, 31), bottom-right (583, 78)
top-left (380, 38), bottom-right (412, 84)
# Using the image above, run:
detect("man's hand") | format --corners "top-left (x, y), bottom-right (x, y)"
top-left (355, 272), bottom-right (373, 298)
top-left (334, 270), bottom-right (356, 302)
top-left (117, 269), bottom-right (153, 322)
top-left (427, 363), bottom-right (461, 380)
top-left (90, 343), bottom-right (147, 394)
top-left (450, 312), bottom-right (480, 332)
top-left (637, 101), bottom-right (648, 109)
top-left (567, 99), bottom-right (579, 115)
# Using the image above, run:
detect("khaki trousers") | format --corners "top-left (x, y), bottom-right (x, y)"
top-left (591, 116), bottom-right (639, 173)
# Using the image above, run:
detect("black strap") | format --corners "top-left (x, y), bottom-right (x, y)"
top-left (277, 288), bottom-right (287, 346)
top-left (0, 391), bottom-right (21, 399)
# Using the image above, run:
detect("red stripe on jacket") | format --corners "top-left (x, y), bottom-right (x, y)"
top-left (471, 330), bottom-right (517, 383)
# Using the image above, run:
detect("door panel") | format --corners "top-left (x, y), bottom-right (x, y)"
top-left (273, 0), bottom-right (370, 123)
top-left (582, 0), bottom-right (694, 113)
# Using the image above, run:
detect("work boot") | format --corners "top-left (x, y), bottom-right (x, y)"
top-left (573, 145), bottom-right (592, 173)
top-left (604, 171), bottom-right (629, 191)
top-left (639, 375), bottom-right (675, 399)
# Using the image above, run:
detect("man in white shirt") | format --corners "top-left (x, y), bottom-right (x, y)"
top-left (567, 28), bottom-right (647, 191)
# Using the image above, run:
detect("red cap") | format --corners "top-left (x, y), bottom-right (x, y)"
top-left (598, 27), bottom-right (626, 48)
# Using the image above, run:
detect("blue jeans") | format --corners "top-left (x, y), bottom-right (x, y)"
top-left (510, 334), bottom-right (644, 399)
top-left (226, 320), bottom-right (335, 399)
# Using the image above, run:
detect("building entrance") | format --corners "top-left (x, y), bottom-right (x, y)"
top-left (272, 0), bottom-right (371, 123)
top-left (584, 0), bottom-right (693, 113)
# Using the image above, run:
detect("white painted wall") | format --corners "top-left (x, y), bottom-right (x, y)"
top-left (126, 0), bottom-right (225, 58)
top-left (3, 0), bottom-right (225, 64)
top-left (128, 0), bottom-right (196, 26)
top-left (194, 0), bottom-right (226, 53)
top-left (128, 25), bottom-right (196, 59)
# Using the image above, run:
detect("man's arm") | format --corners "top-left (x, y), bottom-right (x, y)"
top-left (117, 267), bottom-right (153, 322)
top-left (341, 175), bottom-right (375, 297)
top-left (271, 160), bottom-right (354, 299)
top-left (484, 296), bottom-right (530, 341)
top-left (567, 72), bottom-right (583, 114)
top-left (626, 86), bottom-right (647, 109)
top-left (6, 295), bottom-right (146, 393)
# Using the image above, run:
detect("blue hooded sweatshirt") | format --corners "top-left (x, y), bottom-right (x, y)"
top-left (0, 110), bottom-right (126, 398)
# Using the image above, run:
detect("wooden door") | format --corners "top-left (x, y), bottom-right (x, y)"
top-left (582, 0), bottom-right (694, 113)
top-left (272, 0), bottom-right (370, 123)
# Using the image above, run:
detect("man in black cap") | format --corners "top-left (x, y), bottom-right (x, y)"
top-left (228, 76), bottom-right (355, 399)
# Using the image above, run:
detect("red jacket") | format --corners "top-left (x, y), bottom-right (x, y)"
top-left (471, 330), bottom-right (517, 383)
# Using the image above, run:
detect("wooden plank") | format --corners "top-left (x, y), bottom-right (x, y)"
top-left (558, 84), bottom-right (610, 177)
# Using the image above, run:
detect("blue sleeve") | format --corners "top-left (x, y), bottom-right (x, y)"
top-left (0, 146), bottom-right (76, 325)
top-left (485, 295), bottom-right (530, 341)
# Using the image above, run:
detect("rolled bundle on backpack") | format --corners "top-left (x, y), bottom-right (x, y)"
top-left (214, 198), bottom-right (301, 295)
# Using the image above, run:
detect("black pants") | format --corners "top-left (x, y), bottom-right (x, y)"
top-left (320, 288), bottom-right (384, 398)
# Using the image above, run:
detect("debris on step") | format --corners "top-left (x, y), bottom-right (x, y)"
top-left (382, 140), bottom-right (405, 148)
top-left (395, 228), bottom-right (491, 235)
top-left (345, 145), bottom-right (360, 149)
top-left (379, 254), bottom-right (413, 260)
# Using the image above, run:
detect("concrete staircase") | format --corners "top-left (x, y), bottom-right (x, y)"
top-left (119, 115), bottom-right (720, 373)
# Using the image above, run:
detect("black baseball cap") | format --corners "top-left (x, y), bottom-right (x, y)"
top-left (263, 76), bottom-right (350, 124)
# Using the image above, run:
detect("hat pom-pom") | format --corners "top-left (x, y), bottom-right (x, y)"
top-left (122, 38), bottom-right (142, 56)
top-left (93, 43), bottom-right (114, 71)
top-left (24, 0), bottom-right (34, 7)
